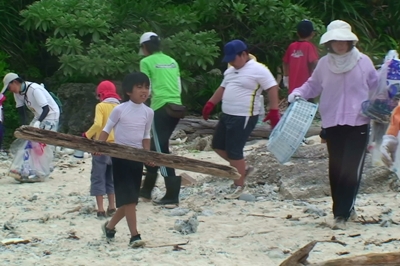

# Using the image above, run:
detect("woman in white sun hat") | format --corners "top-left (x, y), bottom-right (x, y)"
top-left (288, 20), bottom-right (379, 229)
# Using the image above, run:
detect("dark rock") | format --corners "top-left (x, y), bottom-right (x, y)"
top-left (57, 83), bottom-right (98, 135)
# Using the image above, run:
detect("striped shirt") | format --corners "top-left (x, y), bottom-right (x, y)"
top-left (221, 59), bottom-right (277, 117)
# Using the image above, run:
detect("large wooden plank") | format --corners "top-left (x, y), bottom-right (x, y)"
top-left (14, 126), bottom-right (240, 180)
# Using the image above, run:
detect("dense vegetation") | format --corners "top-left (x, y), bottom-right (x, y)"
top-left (1, 0), bottom-right (399, 147)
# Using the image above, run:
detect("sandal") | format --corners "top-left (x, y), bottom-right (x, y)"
top-left (107, 208), bottom-right (116, 216)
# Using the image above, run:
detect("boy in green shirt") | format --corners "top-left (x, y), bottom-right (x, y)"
top-left (139, 32), bottom-right (185, 206)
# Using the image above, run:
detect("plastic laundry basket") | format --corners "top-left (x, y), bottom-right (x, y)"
top-left (267, 98), bottom-right (319, 164)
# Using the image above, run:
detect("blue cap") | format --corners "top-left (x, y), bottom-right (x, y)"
top-left (222, 40), bottom-right (248, 63)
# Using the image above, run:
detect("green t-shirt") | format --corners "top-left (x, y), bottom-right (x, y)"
top-left (140, 52), bottom-right (182, 111)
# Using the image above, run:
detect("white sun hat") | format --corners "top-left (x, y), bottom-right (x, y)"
top-left (320, 20), bottom-right (358, 45)
top-left (138, 32), bottom-right (159, 55)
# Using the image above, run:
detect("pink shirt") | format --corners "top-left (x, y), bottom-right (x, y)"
top-left (292, 53), bottom-right (378, 128)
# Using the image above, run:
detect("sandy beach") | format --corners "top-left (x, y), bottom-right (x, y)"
top-left (1, 139), bottom-right (400, 266)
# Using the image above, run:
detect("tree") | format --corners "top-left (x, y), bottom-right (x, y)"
top-left (19, 0), bottom-right (221, 89)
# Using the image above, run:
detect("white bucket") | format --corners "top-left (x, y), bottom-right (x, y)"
top-left (73, 150), bottom-right (84, 158)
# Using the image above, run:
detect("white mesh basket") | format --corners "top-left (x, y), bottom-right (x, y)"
top-left (267, 98), bottom-right (319, 164)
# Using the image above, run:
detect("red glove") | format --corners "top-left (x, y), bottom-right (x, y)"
top-left (0, 94), bottom-right (6, 105)
top-left (263, 109), bottom-right (280, 128)
top-left (202, 101), bottom-right (215, 120)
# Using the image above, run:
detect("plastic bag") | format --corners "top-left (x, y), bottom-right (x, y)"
top-left (361, 50), bottom-right (400, 123)
top-left (8, 139), bottom-right (54, 182)
top-left (369, 121), bottom-right (389, 167)
top-left (8, 119), bottom-right (57, 183)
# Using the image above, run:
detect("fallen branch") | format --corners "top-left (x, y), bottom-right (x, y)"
top-left (176, 118), bottom-right (322, 139)
top-left (280, 240), bottom-right (400, 265)
top-left (247, 214), bottom-right (276, 218)
top-left (14, 126), bottom-right (240, 180)
top-left (63, 206), bottom-right (82, 215)
top-left (146, 240), bottom-right (189, 248)
top-left (227, 230), bottom-right (272, 239)
top-left (355, 215), bottom-right (381, 225)
top-left (279, 240), bottom-right (347, 266)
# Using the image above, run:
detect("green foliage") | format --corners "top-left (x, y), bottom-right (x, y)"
top-left (0, 52), bottom-right (19, 149)
top-left (184, 69), bottom-right (223, 115)
top-left (20, 0), bottom-right (221, 84)
top-left (9, 0), bottom-right (400, 116)
top-left (192, 0), bottom-right (324, 74)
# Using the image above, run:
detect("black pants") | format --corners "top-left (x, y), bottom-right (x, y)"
top-left (325, 124), bottom-right (369, 219)
top-left (212, 113), bottom-right (258, 160)
top-left (145, 105), bottom-right (180, 177)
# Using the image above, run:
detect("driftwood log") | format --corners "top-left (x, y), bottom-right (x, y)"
top-left (280, 240), bottom-right (400, 266)
top-left (14, 126), bottom-right (240, 180)
top-left (176, 118), bottom-right (322, 138)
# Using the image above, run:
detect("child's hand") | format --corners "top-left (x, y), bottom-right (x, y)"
top-left (145, 161), bottom-right (156, 167)
top-left (92, 152), bottom-right (102, 156)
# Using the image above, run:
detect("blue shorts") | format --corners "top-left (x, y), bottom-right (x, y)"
top-left (212, 113), bottom-right (258, 160)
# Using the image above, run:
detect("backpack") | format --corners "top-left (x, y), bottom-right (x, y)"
top-left (40, 83), bottom-right (63, 114)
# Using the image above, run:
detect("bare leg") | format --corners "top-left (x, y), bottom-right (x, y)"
top-left (107, 206), bottom-right (125, 229)
top-left (107, 194), bottom-right (116, 210)
top-left (95, 196), bottom-right (104, 212)
top-left (230, 159), bottom-right (246, 186)
top-left (124, 203), bottom-right (139, 236)
top-left (215, 149), bottom-right (247, 186)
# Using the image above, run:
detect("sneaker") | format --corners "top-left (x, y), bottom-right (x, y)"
top-left (97, 211), bottom-right (106, 219)
top-left (332, 217), bottom-right (346, 230)
top-left (129, 234), bottom-right (145, 248)
top-left (349, 209), bottom-right (358, 221)
top-left (224, 185), bottom-right (246, 199)
top-left (101, 221), bottom-right (116, 241)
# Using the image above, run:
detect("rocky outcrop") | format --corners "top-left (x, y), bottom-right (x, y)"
top-left (57, 83), bottom-right (98, 135)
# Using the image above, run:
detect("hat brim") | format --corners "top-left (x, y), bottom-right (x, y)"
top-left (222, 54), bottom-right (237, 63)
top-left (320, 29), bottom-right (358, 44)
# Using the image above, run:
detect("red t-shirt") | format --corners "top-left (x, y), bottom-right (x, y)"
top-left (283, 41), bottom-right (319, 93)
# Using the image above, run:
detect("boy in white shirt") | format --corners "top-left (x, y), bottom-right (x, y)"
top-left (1, 73), bottom-right (60, 130)
top-left (98, 72), bottom-right (154, 248)
top-left (2, 73), bottom-right (60, 183)
top-left (202, 40), bottom-right (280, 199)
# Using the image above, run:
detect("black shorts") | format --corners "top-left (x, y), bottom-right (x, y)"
top-left (212, 113), bottom-right (258, 160)
top-left (111, 157), bottom-right (143, 208)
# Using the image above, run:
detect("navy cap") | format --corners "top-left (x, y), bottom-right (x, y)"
top-left (222, 40), bottom-right (248, 63)
top-left (297, 19), bottom-right (315, 38)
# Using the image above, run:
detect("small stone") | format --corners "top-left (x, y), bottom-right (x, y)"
top-left (303, 204), bottom-right (327, 217)
top-left (239, 194), bottom-right (256, 202)
top-left (267, 250), bottom-right (285, 259)
top-left (181, 173), bottom-right (197, 187)
top-left (168, 208), bottom-right (190, 216)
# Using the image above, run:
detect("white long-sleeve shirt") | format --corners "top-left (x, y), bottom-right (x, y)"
top-left (103, 101), bottom-right (154, 148)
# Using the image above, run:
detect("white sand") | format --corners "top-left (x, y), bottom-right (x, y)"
top-left (1, 140), bottom-right (399, 265)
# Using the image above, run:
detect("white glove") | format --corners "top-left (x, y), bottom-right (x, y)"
top-left (288, 93), bottom-right (301, 103)
top-left (380, 135), bottom-right (399, 167)
top-left (33, 121), bottom-right (41, 128)
top-left (283, 76), bottom-right (289, 87)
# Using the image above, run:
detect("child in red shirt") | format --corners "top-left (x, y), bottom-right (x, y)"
top-left (283, 20), bottom-right (324, 142)
top-left (283, 19), bottom-right (319, 96)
